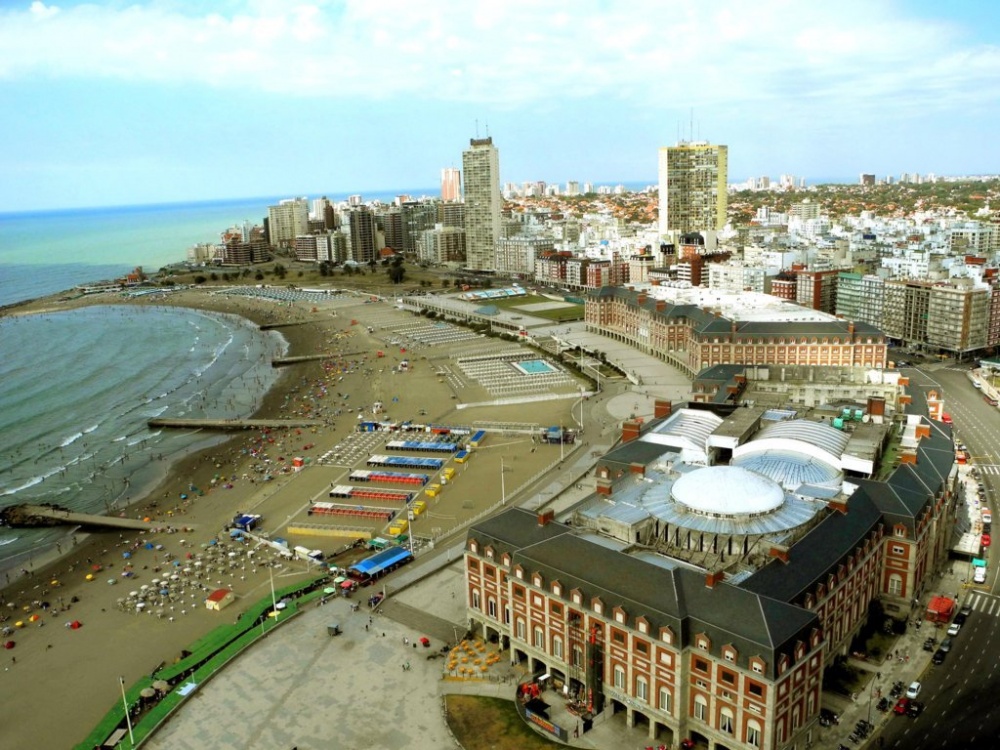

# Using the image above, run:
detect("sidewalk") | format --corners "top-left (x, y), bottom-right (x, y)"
top-left (814, 560), bottom-right (966, 749)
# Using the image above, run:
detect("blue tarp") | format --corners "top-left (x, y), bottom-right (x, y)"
top-left (349, 547), bottom-right (413, 578)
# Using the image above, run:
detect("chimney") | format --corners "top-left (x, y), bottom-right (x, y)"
top-left (621, 420), bottom-right (642, 443)
top-left (827, 499), bottom-right (848, 515)
top-left (768, 545), bottom-right (790, 563)
top-left (537, 510), bottom-right (555, 526)
top-left (705, 570), bottom-right (725, 588)
top-left (595, 477), bottom-right (613, 496)
top-left (867, 396), bottom-right (886, 416)
top-left (915, 424), bottom-right (930, 440)
top-left (655, 300), bottom-right (666, 312)
top-left (629, 462), bottom-right (645, 476)
top-left (637, 292), bottom-right (647, 305)
top-left (654, 400), bottom-right (672, 419)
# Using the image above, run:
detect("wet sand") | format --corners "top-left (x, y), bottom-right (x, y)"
top-left (0, 287), bottom-right (583, 749)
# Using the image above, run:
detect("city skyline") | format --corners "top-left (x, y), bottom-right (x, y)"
top-left (2, 1), bottom-right (1000, 212)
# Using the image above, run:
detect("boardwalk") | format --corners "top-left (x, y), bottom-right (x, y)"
top-left (148, 417), bottom-right (325, 430)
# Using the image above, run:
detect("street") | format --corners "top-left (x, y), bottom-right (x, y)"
top-left (876, 365), bottom-right (1000, 749)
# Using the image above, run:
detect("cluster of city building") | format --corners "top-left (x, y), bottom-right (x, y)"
top-left (187, 134), bottom-right (999, 358)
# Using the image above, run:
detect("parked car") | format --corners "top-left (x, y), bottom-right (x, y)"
top-left (959, 605), bottom-right (972, 618)
top-left (932, 648), bottom-right (947, 665)
top-left (893, 697), bottom-right (911, 715)
top-left (906, 681), bottom-right (922, 699)
top-left (974, 567), bottom-right (988, 584)
top-left (922, 636), bottom-right (937, 652)
top-left (947, 622), bottom-right (962, 636)
top-left (907, 700), bottom-right (925, 718)
top-left (983, 533), bottom-right (991, 548)
top-left (953, 611), bottom-right (967, 626)
top-left (940, 637), bottom-right (954, 652)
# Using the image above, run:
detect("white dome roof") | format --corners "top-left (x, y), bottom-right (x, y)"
top-left (671, 466), bottom-right (784, 517)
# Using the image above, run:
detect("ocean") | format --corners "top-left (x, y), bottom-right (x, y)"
top-left (0, 304), bottom-right (286, 573)
top-left (0, 194), bottom-right (331, 573)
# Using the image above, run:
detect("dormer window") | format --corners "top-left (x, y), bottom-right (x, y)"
top-left (469, 541), bottom-right (478, 554)
top-left (552, 582), bottom-right (562, 597)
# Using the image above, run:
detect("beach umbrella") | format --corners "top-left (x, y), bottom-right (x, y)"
top-left (3, 641), bottom-right (13, 649)
top-left (50, 579), bottom-right (59, 586)
top-left (180, 494), bottom-right (188, 499)
top-left (28, 614), bottom-right (40, 623)
top-left (153, 680), bottom-right (170, 692)
top-left (145, 542), bottom-right (154, 550)
top-left (14, 622), bottom-right (24, 629)
top-left (85, 574), bottom-right (94, 582)
top-left (91, 564), bottom-right (102, 571)
top-left (69, 620), bottom-right (82, 629)
top-left (108, 579), bottom-right (117, 585)
top-left (122, 552), bottom-right (131, 559)
top-left (140, 688), bottom-right (156, 698)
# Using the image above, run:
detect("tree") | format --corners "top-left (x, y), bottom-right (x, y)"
top-left (210, 272), bottom-right (218, 281)
top-left (255, 271), bottom-right (264, 281)
top-left (388, 264), bottom-right (406, 283)
top-left (194, 275), bottom-right (207, 284)
top-left (273, 263), bottom-right (287, 280)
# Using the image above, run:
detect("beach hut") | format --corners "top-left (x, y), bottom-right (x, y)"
top-left (205, 588), bottom-right (235, 612)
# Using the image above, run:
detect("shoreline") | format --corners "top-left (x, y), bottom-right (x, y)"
top-left (0, 296), bottom-right (288, 581)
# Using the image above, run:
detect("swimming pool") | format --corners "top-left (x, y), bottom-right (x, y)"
top-left (512, 359), bottom-right (557, 375)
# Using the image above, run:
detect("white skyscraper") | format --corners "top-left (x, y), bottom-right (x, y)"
top-left (657, 141), bottom-right (728, 238)
top-left (461, 137), bottom-right (501, 272)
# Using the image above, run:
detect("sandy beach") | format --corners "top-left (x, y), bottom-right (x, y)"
top-left (0, 286), bottom-right (586, 749)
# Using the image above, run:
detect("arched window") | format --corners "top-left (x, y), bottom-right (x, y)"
top-left (693, 694), bottom-right (708, 722)
top-left (747, 719), bottom-right (762, 748)
top-left (720, 706), bottom-right (735, 734)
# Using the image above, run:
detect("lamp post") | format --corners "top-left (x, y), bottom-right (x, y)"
top-left (500, 457), bottom-right (506, 505)
top-left (119, 676), bottom-right (135, 747)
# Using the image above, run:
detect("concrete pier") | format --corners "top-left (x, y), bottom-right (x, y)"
top-left (148, 417), bottom-right (324, 430)
top-left (271, 349), bottom-right (368, 366)
top-left (2, 504), bottom-right (187, 532)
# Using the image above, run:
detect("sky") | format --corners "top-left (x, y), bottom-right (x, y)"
top-left (1, 0), bottom-right (999, 212)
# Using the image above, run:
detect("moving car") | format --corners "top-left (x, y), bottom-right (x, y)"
top-left (907, 700), bottom-right (925, 718)
top-left (941, 413), bottom-right (953, 424)
top-left (893, 697), bottom-right (911, 715)
top-left (906, 682), bottom-right (922, 699)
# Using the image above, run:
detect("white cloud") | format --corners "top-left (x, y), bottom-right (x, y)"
top-left (0, 0), bottom-right (998, 121)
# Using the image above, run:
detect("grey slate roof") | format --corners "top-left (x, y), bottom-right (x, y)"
top-left (740, 486), bottom-right (884, 603)
top-left (470, 507), bottom-right (819, 679)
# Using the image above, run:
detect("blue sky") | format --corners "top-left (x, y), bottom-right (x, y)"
top-left (2, 0), bottom-right (999, 211)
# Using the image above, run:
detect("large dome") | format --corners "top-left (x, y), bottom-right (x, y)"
top-left (671, 466), bottom-right (784, 517)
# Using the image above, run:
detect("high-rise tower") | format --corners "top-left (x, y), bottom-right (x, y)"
top-left (441, 167), bottom-right (461, 202)
top-left (657, 141), bottom-right (728, 239)
top-left (461, 137), bottom-right (501, 272)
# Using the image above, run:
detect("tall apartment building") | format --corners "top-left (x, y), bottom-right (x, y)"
top-left (657, 141), bottom-right (728, 238)
top-left (417, 225), bottom-right (466, 265)
top-left (441, 167), bottom-right (461, 202)
top-left (462, 137), bottom-right (502, 271)
top-left (835, 273), bottom-right (885, 327)
top-left (495, 237), bottom-right (556, 278)
top-left (267, 198), bottom-right (309, 248)
top-left (347, 207), bottom-right (378, 264)
top-left (708, 261), bottom-right (768, 295)
top-left (382, 210), bottom-right (404, 253)
top-left (794, 269), bottom-right (839, 314)
top-left (880, 279), bottom-right (990, 353)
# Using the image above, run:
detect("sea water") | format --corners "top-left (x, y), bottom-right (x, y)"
top-left (0, 305), bottom-right (286, 573)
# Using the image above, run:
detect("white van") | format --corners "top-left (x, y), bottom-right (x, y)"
top-left (984, 510), bottom-right (993, 526)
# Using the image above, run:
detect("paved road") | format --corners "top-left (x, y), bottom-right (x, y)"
top-left (869, 365), bottom-right (1000, 749)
